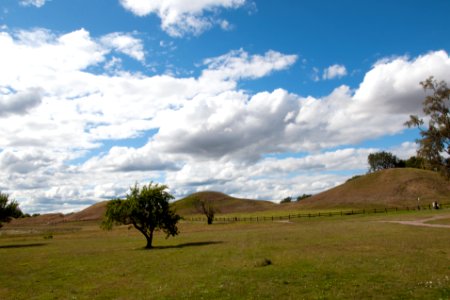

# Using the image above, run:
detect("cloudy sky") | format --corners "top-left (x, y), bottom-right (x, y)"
top-left (1, 0), bottom-right (450, 213)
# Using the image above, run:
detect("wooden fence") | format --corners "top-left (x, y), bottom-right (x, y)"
top-left (186, 203), bottom-right (448, 223)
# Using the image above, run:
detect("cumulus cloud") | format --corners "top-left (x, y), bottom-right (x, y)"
top-left (19, 0), bottom-right (47, 8)
top-left (119, 0), bottom-right (246, 37)
top-left (82, 145), bottom-right (180, 172)
top-left (201, 49), bottom-right (298, 82)
top-left (100, 32), bottom-right (145, 62)
top-left (322, 64), bottom-right (347, 80)
top-left (0, 88), bottom-right (42, 117)
top-left (352, 50), bottom-right (450, 114)
top-left (2, 26), bottom-right (450, 213)
top-left (152, 89), bottom-right (301, 161)
top-left (0, 149), bottom-right (55, 174)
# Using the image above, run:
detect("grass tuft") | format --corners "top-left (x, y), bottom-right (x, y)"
top-left (255, 258), bottom-right (272, 267)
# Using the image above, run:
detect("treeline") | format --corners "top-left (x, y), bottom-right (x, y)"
top-left (367, 151), bottom-right (425, 173)
top-left (280, 194), bottom-right (312, 203)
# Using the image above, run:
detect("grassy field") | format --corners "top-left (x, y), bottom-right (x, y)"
top-left (1, 210), bottom-right (449, 299)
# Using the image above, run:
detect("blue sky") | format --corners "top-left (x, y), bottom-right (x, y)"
top-left (1, 0), bottom-right (450, 213)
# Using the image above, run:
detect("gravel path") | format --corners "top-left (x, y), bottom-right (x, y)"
top-left (382, 214), bottom-right (450, 229)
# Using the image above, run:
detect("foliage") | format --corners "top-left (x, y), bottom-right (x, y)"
top-left (405, 77), bottom-right (450, 177)
top-left (102, 182), bottom-right (180, 249)
top-left (0, 192), bottom-right (23, 228)
top-left (404, 156), bottom-right (425, 169)
top-left (280, 197), bottom-right (292, 204)
top-left (296, 194), bottom-right (312, 201)
top-left (194, 196), bottom-right (217, 225)
top-left (367, 151), bottom-right (402, 172)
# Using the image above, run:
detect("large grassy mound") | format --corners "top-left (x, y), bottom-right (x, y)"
top-left (172, 191), bottom-right (276, 216)
top-left (296, 168), bottom-right (450, 209)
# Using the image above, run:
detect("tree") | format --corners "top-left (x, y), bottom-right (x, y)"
top-left (296, 194), bottom-right (312, 201)
top-left (194, 197), bottom-right (217, 225)
top-left (0, 192), bottom-right (23, 228)
top-left (404, 156), bottom-right (426, 169)
top-left (280, 197), bottom-right (292, 204)
top-left (405, 77), bottom-right (450, 177)
top-left (102, 183), bottom-right (180, 249)
top-left (367, 151), bottom-right (402, 172)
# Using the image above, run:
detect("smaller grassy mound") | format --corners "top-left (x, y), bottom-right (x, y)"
top-left (7, 213), bottom-right (65, 227)
top-left (172, 191), bottom-right (276, 217)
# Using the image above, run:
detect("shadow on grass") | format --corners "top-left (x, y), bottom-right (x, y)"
top-left (139, 241), bottom-right (224, 250)
top-left (0, 243), bottom-right (48, 249)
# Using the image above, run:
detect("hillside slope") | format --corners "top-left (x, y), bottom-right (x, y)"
top-left (172, 191), bottom-right (276, 216)
top-left (64, 201), bottom-right (108, 222)
top-left (296, 168), bottom-right (450, 209)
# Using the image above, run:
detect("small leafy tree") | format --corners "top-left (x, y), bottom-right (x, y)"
top-left (280, 197), bottom-right (292, 204)
top-left (405, 77), bottom-right (450, 177)
top-left (367, 151), bottom-right (402, 172)
top-left (102, 183), bottom-right (180, 249)
top-left (0, 192), bottom-right (23, 228)
top-left (194, 197), bottom-right (217, 225)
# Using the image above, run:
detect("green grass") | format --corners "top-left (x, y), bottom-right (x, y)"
top-left (1, 211), bottom-right (449, 299)
top-left (426, 218), bottom-right (450, 225)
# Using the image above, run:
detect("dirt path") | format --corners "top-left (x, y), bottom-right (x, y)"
top-left (382, 214), bottom-right (450, 229)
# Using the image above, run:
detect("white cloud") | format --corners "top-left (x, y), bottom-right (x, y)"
top-left (119, 0), bottom-right (246, 37)
top-left (1, 26), bottom-right (450, 213)
top-left (323, 64), bottom-right (347, 80)
top-left (352, 50), bottom-right (450, 114)
top-left (82, 145), bottom-right (180, 172)
top-left (201, 49), bottom-right (298, 82)
top-left (19, 0), bottom-right (48, 8)
top-left (389, 142), bottom-right (418, 160)
top-left (100, 32), bottom-right (145, 62)
top-left (0, 88), bottom-right (42, 117)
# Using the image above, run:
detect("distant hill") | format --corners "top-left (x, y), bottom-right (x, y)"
top-left (172, 191), bottom-right (276, 216)
top-left (295, 168), bottom-right (450, 209)
top-left (7, 201), bottom-right (109, 226)
top-left (64, 201), bottom-right (108, 222)
top-left (7, 213), bottom-right (65, 226)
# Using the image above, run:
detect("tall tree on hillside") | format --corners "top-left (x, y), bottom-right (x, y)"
top-left (0, 192), bottom-right (23, 228)
top-left (102, 183), bottom-right (180, 249)
top-left (367, 151), bottom-right (402, 172)
top-left (405, 77), bottom-right (450, 177)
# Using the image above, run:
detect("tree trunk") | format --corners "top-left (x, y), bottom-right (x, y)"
top-left (145, 231), bottom-right (154, 249)
top-left (207, 216), bottom-right (213, 225)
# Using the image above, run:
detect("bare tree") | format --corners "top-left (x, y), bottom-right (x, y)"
top-left (194, 197), bottom-right (217, 225)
